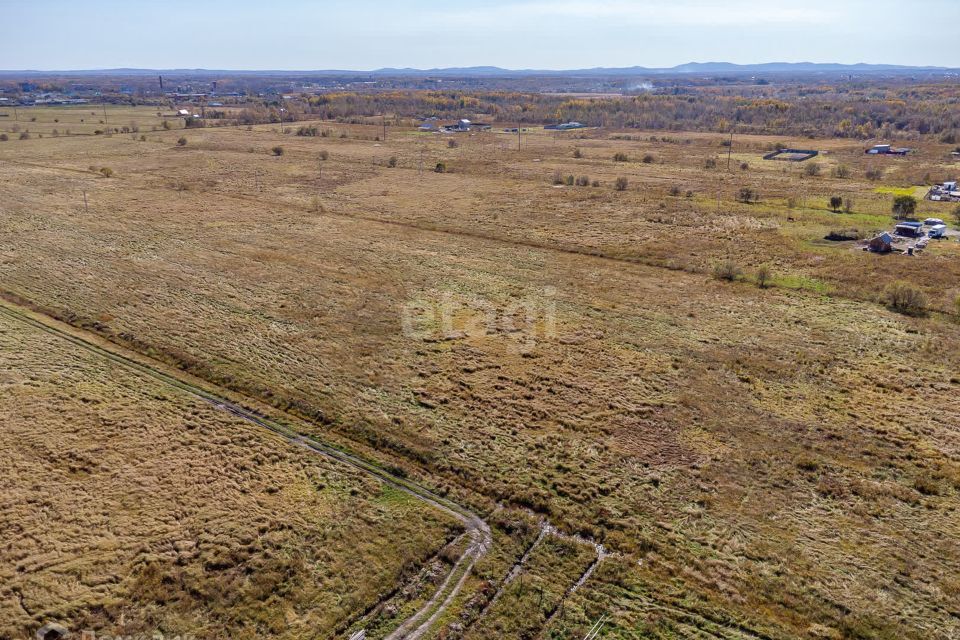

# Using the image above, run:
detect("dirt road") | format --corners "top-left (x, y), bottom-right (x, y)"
top-left (0, 296), bottom-right (491, 640)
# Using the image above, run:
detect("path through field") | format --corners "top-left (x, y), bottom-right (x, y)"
top-left (0, 296), bottom-right (492, 640)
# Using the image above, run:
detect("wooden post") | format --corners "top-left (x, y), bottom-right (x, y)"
top-left (83, 191), bottom-right (88, 214)
top-left (726, 128), bottom-right (734, 171)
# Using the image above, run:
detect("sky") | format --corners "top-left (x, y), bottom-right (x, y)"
top-left (3, 0), bottom-right (958, 70)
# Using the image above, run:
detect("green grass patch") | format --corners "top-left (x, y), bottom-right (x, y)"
top-left (771, 273), bottom-right (833, 294)
top-left (874, 186), bottom-right (924, 198)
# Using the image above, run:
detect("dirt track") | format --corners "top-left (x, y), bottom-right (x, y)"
top-left (0, 296), bottom-right (491, 640)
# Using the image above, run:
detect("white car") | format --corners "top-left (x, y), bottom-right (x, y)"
top-left (923, 218), bottom-right (945, 226)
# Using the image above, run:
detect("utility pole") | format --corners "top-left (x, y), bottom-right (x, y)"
top-left (82, 191), bottom-right (88, 214)
top-left (382, 114), bottom-right (387, 142)
top-left (418, 147), bottom-right (424, 177)
top-left (726, 127), bottom-right (734, 171)
top-left (102, 96), bottom-right (108, 127)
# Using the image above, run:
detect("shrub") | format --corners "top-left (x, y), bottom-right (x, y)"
top-left (447, 139), bottom-right (458, 148)
top-left (613, 152), bottom-right (629, 162)
top-left (829, 196), bottom-right (843, 212)
top-left (565, 175), bottom-right (575, 186)
top-left (575, 176), bottom-right (590, 187)
top-left (296, 125), bottom-right (319, 136)
top-left (884, 281), bottom-right (927, 316)
top-left (552, 170), bottom-right (564, 185)
top-left (736, 187), bottom-right (758, 203)
top-left (804, 163), bottom-right (821, 177)
top-left (704, 158), bottom-right (717, 169)
top-left (19, 132), bottom-right (30, 140)
top-left (591, 180), bottom-right (601, 188)
top-left (669, 186), bottom-right (681, 196)
top-left (614, 177), bottom-right (628, 191)
top-left (755, 264), bottom-right (772, 288)
top-left (825, 229), bottom-right (860, 241)
top-left (953, 204), bottom-right (960, 228)
top-left (177, 137), bottom-right (187, 146)
top-left (139, 134), bottom-right (147, 141)
top-left (740, 162), bottom-right (749, 171)
top-left (832, 164), bottom-right (851, 179)
top-left (271, 145), bottom-right (284, 156)
top-left (434, 162), bottom-right (446, 173)
top-left (892, 195), bottom-right (917, 219)
top-left (0, 134), bottom-right (7, 142)
top-left (712, 260), bottom-right (742, 281)
top-left (162, 120), bottom-right (172, 130)
top-left (572, 147), bottom-right (582, 158)
top-left (844, 197), bottom-right (855, 213)
top-left (641, 154), bottom-right (655, 164)
top-left (99, 167), bottom-right (114, 178)
top-left (387, 156), bottom-right (398, 168)
top-left (865, 167), bottom-right (883, 181)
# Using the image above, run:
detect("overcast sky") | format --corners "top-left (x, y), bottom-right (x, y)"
top-left (4, 0), bottom-right (957, 70)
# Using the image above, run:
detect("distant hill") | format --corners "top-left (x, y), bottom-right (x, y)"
top-left (0, 62), bottom-right (955, 78)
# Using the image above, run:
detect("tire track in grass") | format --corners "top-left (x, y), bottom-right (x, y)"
top-left (0, 297), bottom-right (491, 640)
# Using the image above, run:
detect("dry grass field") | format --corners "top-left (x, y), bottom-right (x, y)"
top-left (0, 308), bottom-right (458, 639)
top-left (2, 105), bottom-right (960, 639)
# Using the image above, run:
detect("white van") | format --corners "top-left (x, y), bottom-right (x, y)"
top-left (928, 224), bottom-right (947, 239)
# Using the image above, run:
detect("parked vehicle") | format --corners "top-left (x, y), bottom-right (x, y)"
top-left (923, 217), bottom-right (945, 226)
top-left (929, 224), bottom-right (947, 239)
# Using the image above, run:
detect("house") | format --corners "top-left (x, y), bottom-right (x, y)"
top-left (440, 119), bottom-right (490, 133)
top-left (895, 221), bottom-right (924, 237)
top-left (866, 144), bottom-right (911, 156)
top-left (177, 108), bottom-right (190, 116)
top-left (868, 232), bottom-right (893, 253)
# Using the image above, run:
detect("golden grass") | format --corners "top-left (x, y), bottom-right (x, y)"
top-left (0, 312), bottom-right (457, 639)
top-left (2, 106), bottom-right (960, 638)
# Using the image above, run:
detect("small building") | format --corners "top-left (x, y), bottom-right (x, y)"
top-left (943, 181), bottom-right (957, 191)
top-left (868, 232), bottom-right (893, 253)
top-left (177, 108), bottom-right (190, 116)
top-left (545, 121), bottom-right (587, 131)
top-left (895, 221), bottom-right (924, 237)
top-left (866, 144), bottom-right (911, 156)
